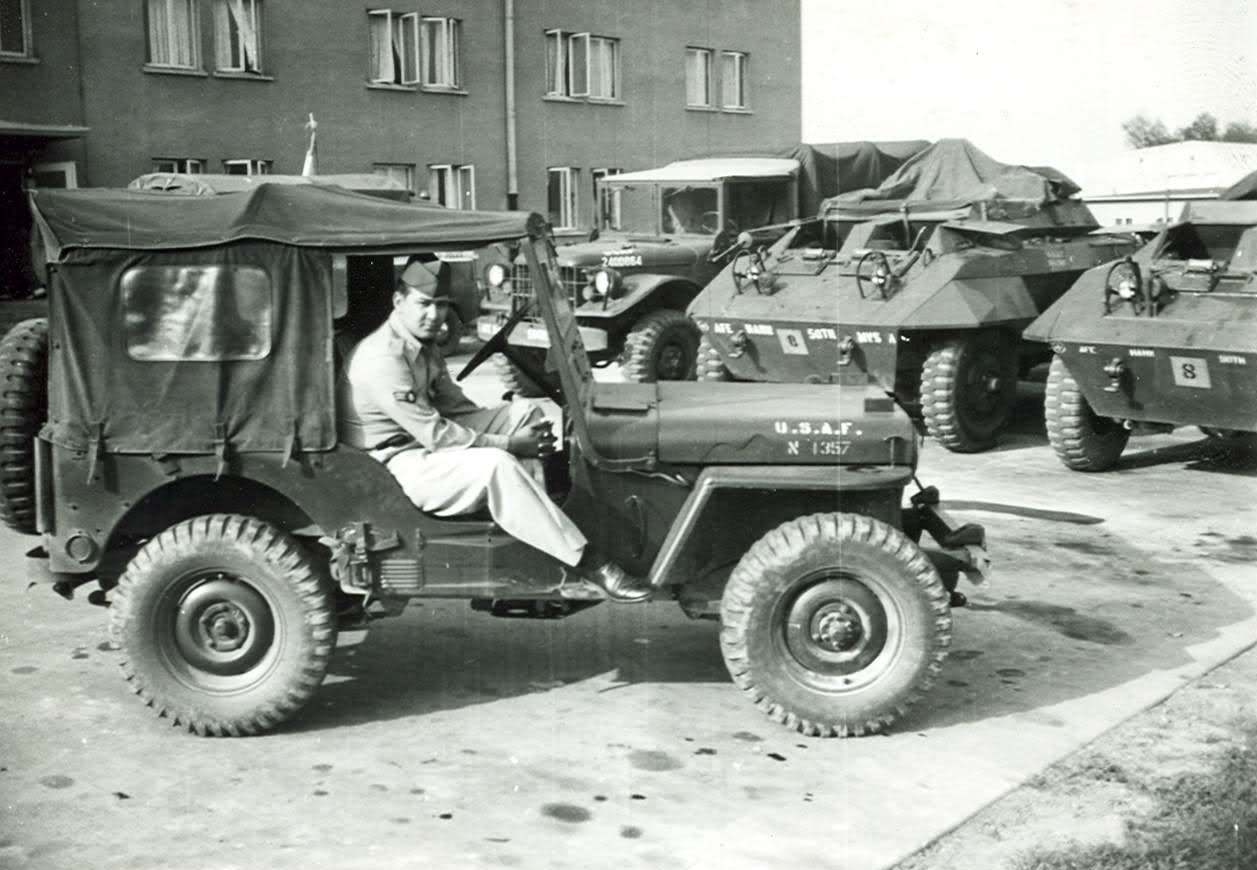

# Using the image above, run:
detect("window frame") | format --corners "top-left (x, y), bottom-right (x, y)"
top-left (222, 158), bottom-right (271, 175)
top-left (685, 46), bottom-right (712, 108)
top-left (547, 166), bottom-right (581, 230)
top-left (368, 8), bottom-right (419, 86)
top-left (214, 0), bottom-right (263, 74)
top-left (592, 168), bottom-right (622, 230)
top-left (586, 35), bottom-right (620, 101)
top-left (373, 162), bottom-right (416, 194)
top-left (428, 163), bottom-right (476, 209)
top-left (545, 29), bottom-right (620, 101)
top-left (146, 0), bottom-right (201, 71)
top-left (0, 0), bottom-right (32, 59)
top-left (153, 157), bottom-right (206, 174)
top-left (720, 50), bottom-right (747, 110)
top-left (420, 15), bottom-right (462, 89)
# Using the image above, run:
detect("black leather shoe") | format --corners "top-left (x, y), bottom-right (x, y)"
top-left (585, 561), bottom-right (653, 603)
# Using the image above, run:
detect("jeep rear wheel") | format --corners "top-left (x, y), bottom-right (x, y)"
top-left (110, 514), bottom-right (335, 736)
top-left (696, 335), bottom-right (731, 381)
top-left (1045, 354), bottom-right (1129, 472)
top-left (921, 332), bottom-right (1018, 453)
top-left (0, 318), bottom-right (48, 534)
top-left (622, 309), bottom-right (700, 383)
top-left (720, 512), bottom-right (951, 737)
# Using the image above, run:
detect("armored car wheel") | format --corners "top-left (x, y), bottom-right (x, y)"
top-left (110, 514), bottom-right (335, 736)
top-left (1044, 354), bottom-right (1129, 472)
top-left (0, 318), bottom-right (48, 534)
top-left (696, 335), bottom-right (731, 381)
top-left (720, 512), bottom-right (951, 737)
top-left (920, 332), bottom-right (1018, 453)
top-left (622, 309), bottom-right (700, 382)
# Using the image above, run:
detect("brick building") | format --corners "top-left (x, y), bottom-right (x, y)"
top-left (0, 0), bottom-right (801, 294)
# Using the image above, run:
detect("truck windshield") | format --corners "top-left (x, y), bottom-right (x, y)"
top-left (601, 183), bottom-right (657, 234)
top-left (661, 185), bottom-right (720, 235)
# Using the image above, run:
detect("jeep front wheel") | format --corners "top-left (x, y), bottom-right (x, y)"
top-left (110, 514), bottom-right (335, 736)
top-left (1044, 354), bottom-right (1129, 471)
top-left (920, 332), bottom-right (1018, 453)
top-left (720, 512), bottom-right (951, 737)
top-left (622, 309), bottom-right (700, 382)
top-left (696, 335), bottom-right (731, 381)
top-left (494, 353), bottom-right (553, 398)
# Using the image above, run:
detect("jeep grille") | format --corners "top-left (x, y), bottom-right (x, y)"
top-left (510, 264), bottom-right (586, 312)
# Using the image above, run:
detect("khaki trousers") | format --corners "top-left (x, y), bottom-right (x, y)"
top-left (385, 401), bottom-right (587, 567)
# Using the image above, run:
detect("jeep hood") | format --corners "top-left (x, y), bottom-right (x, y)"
top-left (584, 382), bottom-right (917, 466)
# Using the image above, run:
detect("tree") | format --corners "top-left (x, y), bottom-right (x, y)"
top-left (1177, 112), bottom-right (1218, 141)
top-left (1221, 121), bottom-right (1257, 143)
top-left (1122, 114), bottom-right (1176, 149)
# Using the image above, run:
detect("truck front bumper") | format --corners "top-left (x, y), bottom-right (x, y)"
top-left (476, 314), bottom-right (610, 353)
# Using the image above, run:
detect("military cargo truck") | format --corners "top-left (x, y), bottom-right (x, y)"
top-left (689, 139), bottom-right (1138, 453)
top-left (479, 143), bottom-right (928, 394)
top-left (1025, 195), bottom-right (1257, 471)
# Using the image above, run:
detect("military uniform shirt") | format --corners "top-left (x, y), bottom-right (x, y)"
top-left (337, 311), bottom-right (511, 461)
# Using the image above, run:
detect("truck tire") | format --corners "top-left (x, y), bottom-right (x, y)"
top-left (494, 354), bottom-right (550, 398)
top-left (110, 514), bottom-right (335, 736)
top-left (719, 512), bottom-right (951, 737)
top-left (0, 318), bottom-right (48, 534)
top-left (622, 309), bottom-right (700, 383)
top-left (1044, 354), bottom-right (1129, 472)
top-left (696, 335), bottom-right (731, 381)
top-left (920, 333), bottom-right (1018, 453)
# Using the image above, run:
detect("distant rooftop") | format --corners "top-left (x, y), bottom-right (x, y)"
top-left (1073, 141), bottom-right (1257, 201)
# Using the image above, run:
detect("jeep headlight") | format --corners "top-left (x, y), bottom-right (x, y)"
top-left (485, 263), bottom-right (508, 288)
top-left (591, 267), bottom-right (623, 298)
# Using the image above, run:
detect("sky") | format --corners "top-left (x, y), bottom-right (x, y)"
top-left (800, 0), bottom-right (1257, 175)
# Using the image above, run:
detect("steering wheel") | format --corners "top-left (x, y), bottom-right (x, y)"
top-left (457, 303), bottom-right (564, 403)
top-left (1103, 257), bottom-right (1146, 316)
top-left (699, 211), bottom-right (721, 235)
top-left (731, 248), bottom-right (767, 294)
top-left (855, 250), bottom-right (893, 300)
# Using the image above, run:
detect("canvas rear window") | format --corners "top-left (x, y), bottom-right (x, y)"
top-left (121, 265), bottom-right (273, 361)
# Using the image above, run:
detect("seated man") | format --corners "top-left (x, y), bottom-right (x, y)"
top-left (337, 259), bottom-right (650, 602)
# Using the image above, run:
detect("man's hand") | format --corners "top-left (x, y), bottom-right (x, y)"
top-left (507, 420), bottom-right (557, 459)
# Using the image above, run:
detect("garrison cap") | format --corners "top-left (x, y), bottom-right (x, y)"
top-left (399, 258), bottom-right (452, 300)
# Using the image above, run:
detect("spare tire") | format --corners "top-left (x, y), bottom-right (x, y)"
top-left (0, 318), bottom-right (48, 533)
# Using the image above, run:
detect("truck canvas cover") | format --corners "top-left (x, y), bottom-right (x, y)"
top-left (823, 138), bottom-right (1089, 225)
top-left (29, 184), bottom-right (534, 456)
top-left (777, 140), bottom-right (930, 215)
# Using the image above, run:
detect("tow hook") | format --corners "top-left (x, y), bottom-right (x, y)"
top-left (1102, 357), bottom-right (1128, 393)
top-left (728, 329), bottom-right (749, 359)
top-left (837, 335), bottom-right (855, 366)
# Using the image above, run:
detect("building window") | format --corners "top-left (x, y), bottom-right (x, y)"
top-left (547, 167), bottom-right (580, 230)
top-left (593, 168), bottom-right (622, 230)
top-left (223, 159), bottom-right (271, 175)
top-left (421, 16), bottom-right (461, 88)
top-left (685, 47), bottom-right (712, 107)
top-left (429, 164), bottom-right (476, 209)
top-left (374, 163), bottom-right (416, 193)
top-left (0, 0), bottom-right (31, 58)
top-left (154, 158), bottom-right (206, 173)
top-left (721, 50), bottom-right (747, 109)
top-left (30, 162), bottom-right (78, 189)
top-left (368, 9), bottom-right (418, 85)
top-left (546, 30), bottom-right (620, 100)
top-left (214, 0), bottom-right (262, 73)
top-left (147, 0), bottom-right (200, 69)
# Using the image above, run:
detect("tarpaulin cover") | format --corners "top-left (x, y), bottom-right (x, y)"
top-left (31, 183), bottom-right (536, 260)
top-left (1221, 168), bottom-right (1257, 201)
top-left (827, 139), bottom-right (1083, 212)
top-left (47, 243), bottom-right (336, 455)
top-left (776, 141), bottom-right (930, 216)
